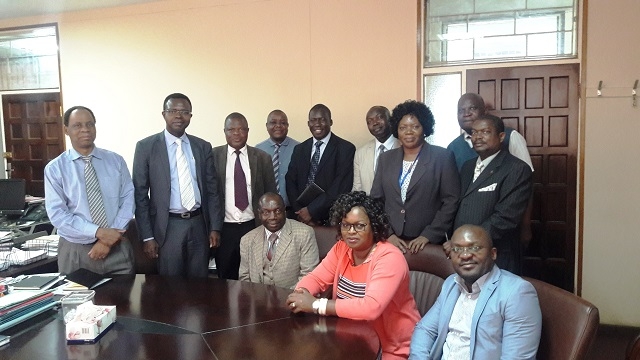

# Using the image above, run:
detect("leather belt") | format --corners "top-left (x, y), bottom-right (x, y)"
top-left (169, 208), bottom-right (202, 219)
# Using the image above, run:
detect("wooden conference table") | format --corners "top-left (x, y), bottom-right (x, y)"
top-left (0, 275), bottom-right (380, 359)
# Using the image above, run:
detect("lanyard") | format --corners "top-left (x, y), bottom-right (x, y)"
top-left (398, 144), bottom-right (424, 189)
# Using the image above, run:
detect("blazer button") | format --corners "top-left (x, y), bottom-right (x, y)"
top-left (400, 209), bottom-right (405, 214)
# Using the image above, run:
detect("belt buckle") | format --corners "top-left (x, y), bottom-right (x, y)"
top-left (180, 212), bottom-right (191, 219)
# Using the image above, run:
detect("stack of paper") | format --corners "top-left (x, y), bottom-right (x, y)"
top-left (22, 235), bottom-right (59, 257)
top-left (0, 248), bottom-right (46, 266)
top-left (0, 289), bottom-right (56, 332)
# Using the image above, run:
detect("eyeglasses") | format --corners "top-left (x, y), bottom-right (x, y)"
top-left (451, 245), bottom-right (483, 255)
top-left (339, 222), bottom-right (367, 232)
top-left (259, 208), bottom-right (284, 217)
top-left (164, 109), bottom-right (192, 116)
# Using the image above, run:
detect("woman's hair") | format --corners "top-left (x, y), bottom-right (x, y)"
top-left (329, 191), bottom-right (390, 243)
top-left (389, 100), bottom-right (435, 139)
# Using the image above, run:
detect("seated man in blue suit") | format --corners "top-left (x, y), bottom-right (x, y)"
top-left (409, 224), bottom-right (541, 360)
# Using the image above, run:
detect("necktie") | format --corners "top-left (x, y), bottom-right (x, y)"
top-left (266, 232), bottom-right (278, 261)
top-left (273, 144), bottom-right (281, 193)
top-left (176, 139), bottom-right (196, 210)
top-left (82, 156), bottom-right (109, 228)
top-left (307, 141), bottom-right (323, 186)
top-left (375, 144), bottom-right (386, 173)
top-left (234, 150), bottom-right (249, 211)
top-left (473, 162), bottom-right (484, 182)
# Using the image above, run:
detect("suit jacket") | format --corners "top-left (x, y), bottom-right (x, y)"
top-left (370, 144), bottom-right (460, 244)
top-left (352, 137), bottom-right (401, 194)
top-left (212, 145), bottom-right (277, 226)
top-left (454, 150), bottom-right (532, 253)
top-left (409, 266), bottom-right (542, 360)
top-left (286, 133), bottom-right (356, 222)
top-left (238, 219), bottom-right (319, 289)
top-left (132, 131), bottom-right (223, 246)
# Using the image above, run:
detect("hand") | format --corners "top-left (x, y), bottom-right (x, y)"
top-left (88, 241), bottom-right (111, 260)
top-left (209, 230), bottom-right (221, 248)
top-left (443, 240), bottom-right (452, 259)
top-left (95, 228), bottom-right (125, 247)
top-left (387, 234), bottom-right (409, 254)
top-left (295, 207), bottom-right (313, 224)
top-left (286, 287), bottom-right (315, 314)
top-left (143, 239), bottom-right (159, 259)
top-left (407, 236), bottom-right (429, 254)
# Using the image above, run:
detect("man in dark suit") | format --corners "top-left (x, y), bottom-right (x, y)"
top-left (453, 114), bottom-right (532, 274)
top-left (133, 93), bottom-right (223, 277)
top-left (213, 112), bottom-right (277, 279)
top-left (286, 104), bottom-right (356, 225)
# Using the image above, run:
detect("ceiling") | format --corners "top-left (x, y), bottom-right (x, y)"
top-left (0, 0), bottom-right (162, 21)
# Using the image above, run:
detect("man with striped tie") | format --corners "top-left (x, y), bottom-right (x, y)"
top-left (133, 93), bottom-right (223, 277)
top-left (255, 110), bottom-right (299, 216)
top-left (45, 106), bottom-right (135, 275)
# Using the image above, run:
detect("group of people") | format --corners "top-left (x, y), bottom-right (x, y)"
top-left (44, 91), bottom-right (541, 359)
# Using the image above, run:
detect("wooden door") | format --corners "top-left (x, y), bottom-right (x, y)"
top-left (467, 64), bottom-right (579, 292)
top-left (2, 93), bottom-right (64, 196)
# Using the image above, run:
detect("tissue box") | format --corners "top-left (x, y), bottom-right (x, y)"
top-left (65, 303), bottom-right (116, 344)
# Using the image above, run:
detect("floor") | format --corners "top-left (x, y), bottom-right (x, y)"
top-left (587, 325), bottom-right (639, 360)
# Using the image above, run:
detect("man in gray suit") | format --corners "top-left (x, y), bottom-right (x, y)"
top-left (452, 114), bottom-right (532, 274)
top-left (352, 106), bottom-right (400, 194)
top-left (213, 113), bottom-right (277, 279)
top-left (239, 193), bottom-right (319, 289)
top-left (133, 93), bottom-right (223, 277)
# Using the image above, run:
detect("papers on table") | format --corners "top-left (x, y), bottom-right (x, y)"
top-left (0, 248), bottom-right (47, 266)
top-left (21, 234), bottom-right (59, 256)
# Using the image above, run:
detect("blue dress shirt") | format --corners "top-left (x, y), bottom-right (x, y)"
top-left (255, 136), bottom-right (299, 206)
top-left (44, 147), bottom-right (134, 244)
top-left (164, 130), bottom-right (202, 213)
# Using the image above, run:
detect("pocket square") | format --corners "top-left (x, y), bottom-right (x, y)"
top-left (478, 183), bottom-right (497, 192)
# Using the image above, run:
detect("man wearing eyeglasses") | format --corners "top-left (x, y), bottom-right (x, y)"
top-left (409, 224), bottom-right (541, 359)
top-left (451, 115), bottom-right (533, 275)
top-left (212, 112), bottom-right (277, 280)
top-left (286, 104), bottom-right (356, 225)
top-left (239, 193), bottom-right (319, 289)
top-left (133, 93), bottom-right (223, 278)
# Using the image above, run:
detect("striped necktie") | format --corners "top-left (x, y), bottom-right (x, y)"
top-left (266, 232), bottom-right (278, 261)
top-left (176, 139), bottom-right (196, 210)
top-left (273, 143), bottom-right (281, 193)
top-left (307, 141), bottom-right (323, 186)
top-left (82, 156), bottom-right (109, 228)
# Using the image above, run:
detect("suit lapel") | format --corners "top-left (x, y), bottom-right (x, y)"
top-left (247, 147), bottom-right (258, 188)
top-left (154, 132), bottom-right (171, 187)
top-left (363, 141), bottom-right (376, 178)
top-left (469, 268), bottom-right (501, 357)
top-left (387, 148), bottom-right (404, 196)
top-left (407, 144), bottom-right (431, 194)
top-left (463, 151), bottom-right (506, 196)
top-left (316, 135), bottom-right (337, 174)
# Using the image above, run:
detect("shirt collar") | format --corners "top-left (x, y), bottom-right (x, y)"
top-left (227, 144), bottom-right (248, 155)
top-left (476, 150), bottom-right (501, 168)
top-left (454, 265), bottom-right (495, 294)
top-left (313, 132), bottom-right (331, 146)
top-left (268, 137), bottom-right (291, 147)
top-left (68, 147), bottom-right (100, 161)
top-left (164, 129), bottom-right (189, 146)
top-left (376, 135), bottom-right (398, 150)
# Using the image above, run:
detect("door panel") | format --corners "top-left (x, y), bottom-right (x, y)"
top-left (2, 93), bottom-right (63, 196)
top-left (467, 64), bottom-right (579, 292)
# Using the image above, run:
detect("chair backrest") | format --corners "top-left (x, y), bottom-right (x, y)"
top-left (627, 333), bottom-right (640, 360)
top-left (404, 244), bottom-right (454, 316)
top-left (125, 219), bottom-right (158, 274)
top-left (524, 277), bottom-right (599, 360)
top-left (313, 225), bottom-right (338, 260)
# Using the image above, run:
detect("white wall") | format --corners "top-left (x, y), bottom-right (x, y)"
top-left (581, 0), bottom-right (640, 326)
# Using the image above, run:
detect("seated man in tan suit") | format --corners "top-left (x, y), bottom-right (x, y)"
top-left (239, 193), bottom-right (319, 289)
